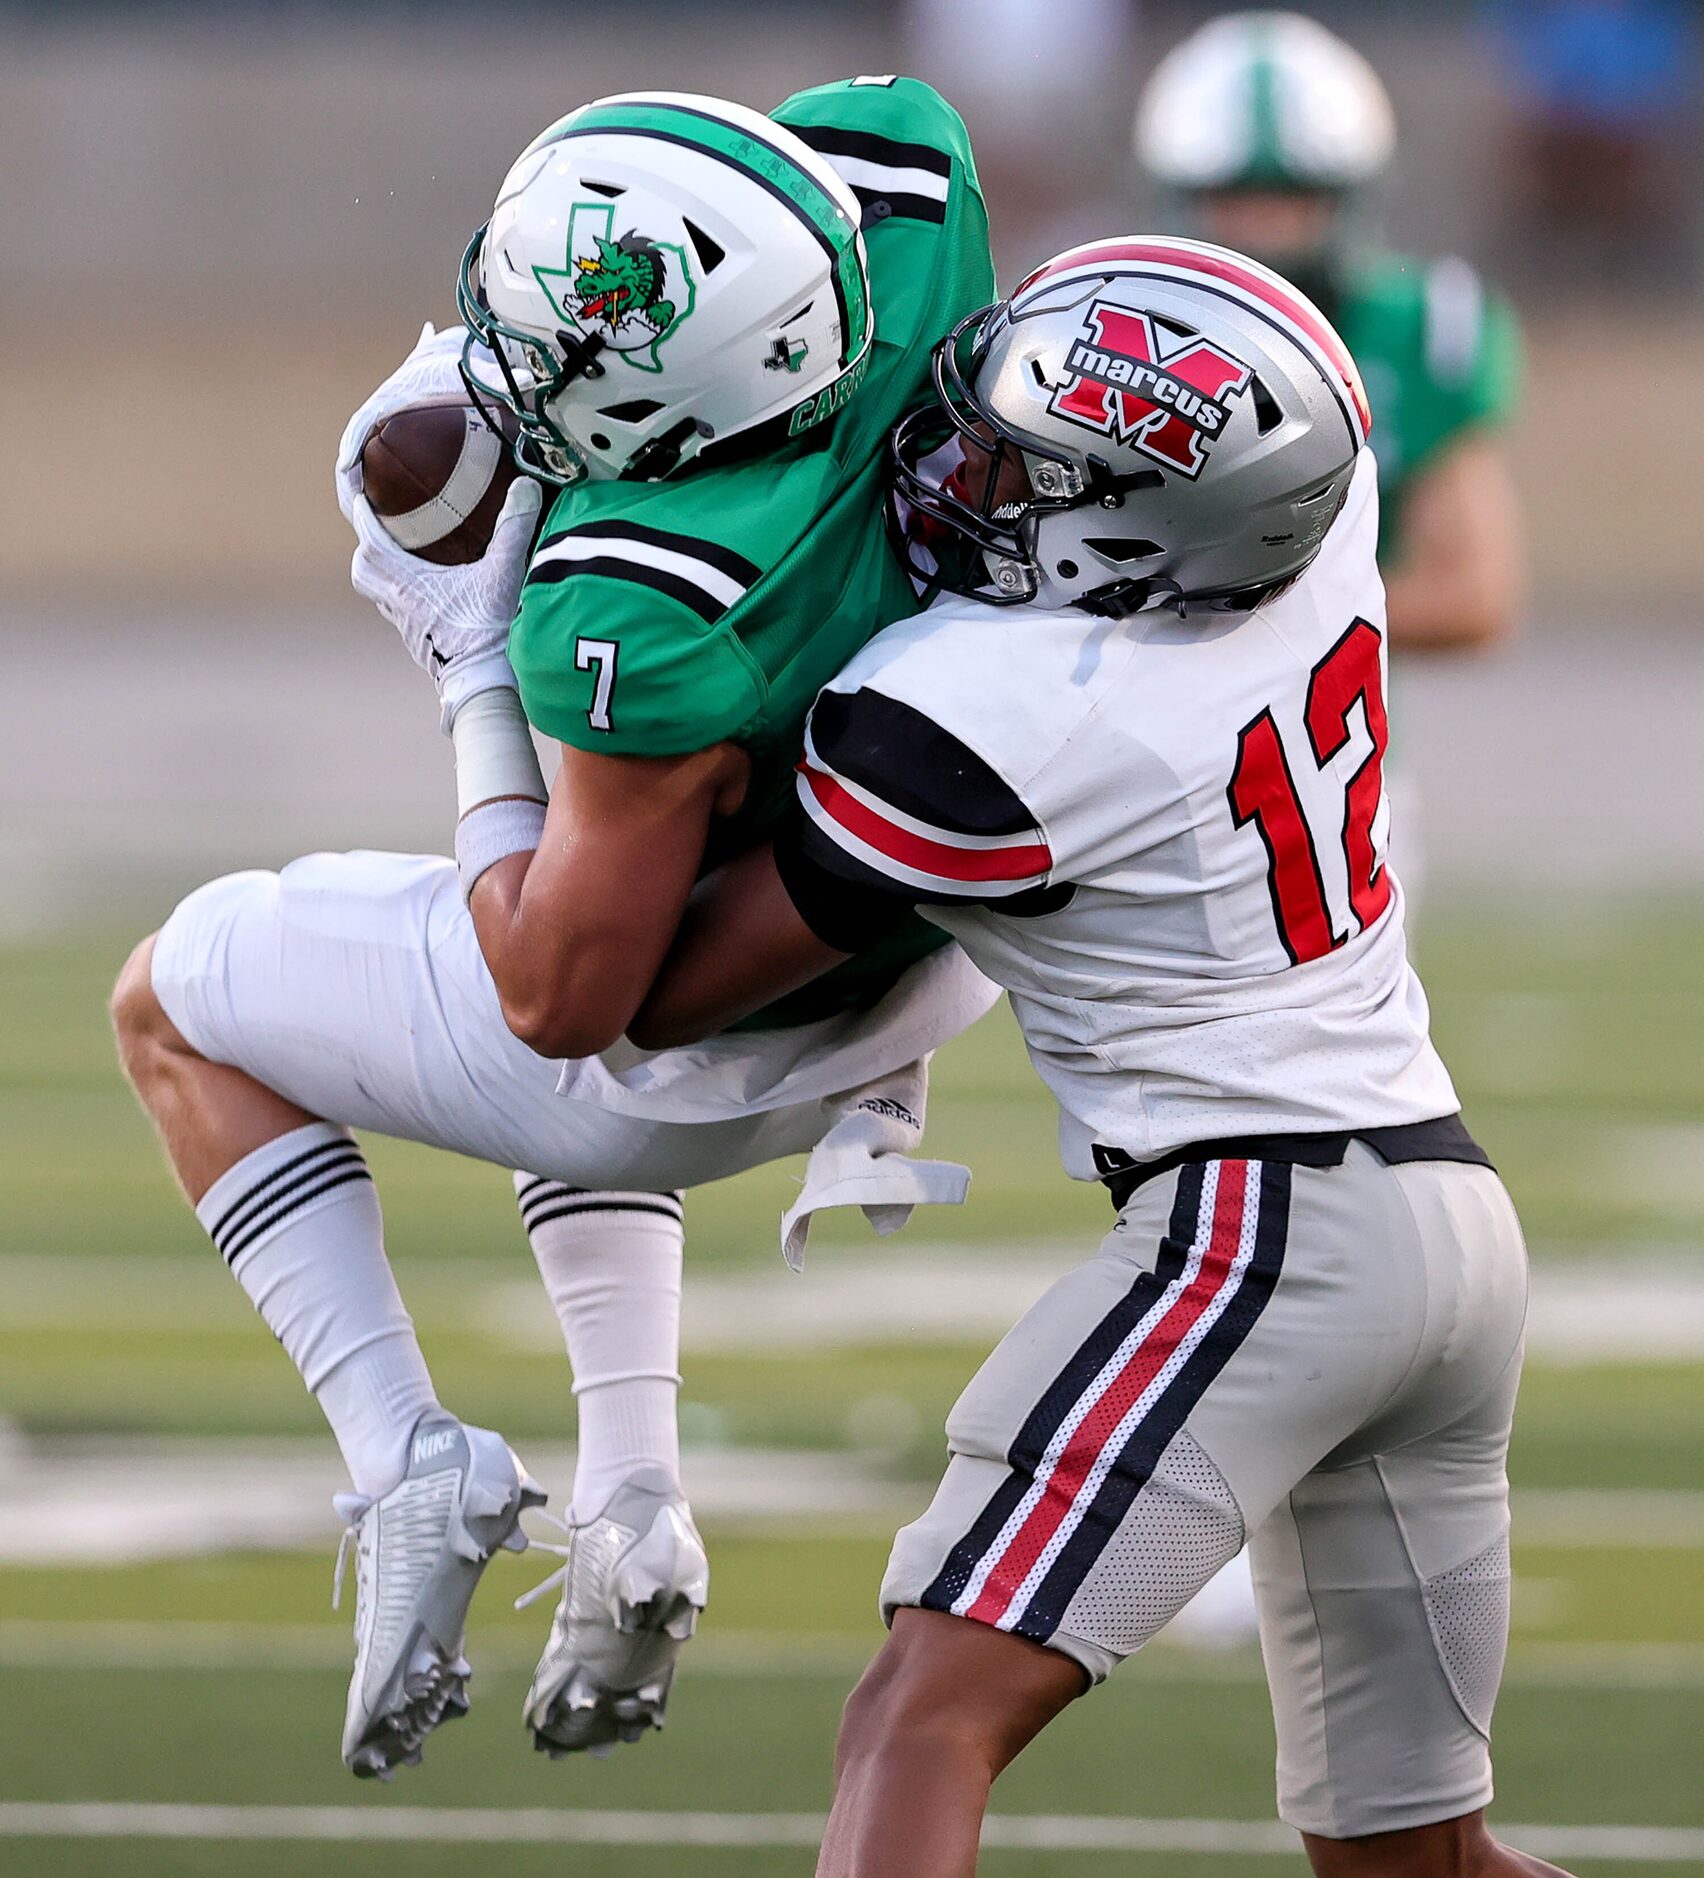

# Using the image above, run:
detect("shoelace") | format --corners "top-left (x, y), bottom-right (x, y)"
top-left (331, 1518), bottom-right (367, 1612)
top-left (513, 1509), bottom-right (574, 1612)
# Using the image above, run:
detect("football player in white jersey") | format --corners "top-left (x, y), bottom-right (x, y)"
top-left (630, 240), bottom-right (1568, 1877)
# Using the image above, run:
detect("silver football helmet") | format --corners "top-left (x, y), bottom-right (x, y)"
top-left (890, 235), bottom-right (1370, 616)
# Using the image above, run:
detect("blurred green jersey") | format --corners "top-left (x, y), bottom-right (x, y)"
top-left (1334, 252), bottom-right (1522, 560)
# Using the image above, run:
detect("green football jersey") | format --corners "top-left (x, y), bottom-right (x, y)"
top-left (509, 76), bottom-right (993, 1027)
top-left (1333, 252), bottom-right (1522, 559)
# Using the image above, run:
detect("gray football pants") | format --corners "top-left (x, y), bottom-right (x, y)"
top-left (883, 1143), bottom-right (1528, 1838)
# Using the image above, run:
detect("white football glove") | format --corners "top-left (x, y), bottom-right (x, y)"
top-left (350, 476), bottom-right (544, 731)
top-left (336, 322), bottom-right (519, 526)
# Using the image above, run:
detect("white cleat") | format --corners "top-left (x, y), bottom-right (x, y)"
top-left (333, 1409), bottom-right (544, 1780)
top-left (518, 1466), bottom-right (709, 1758)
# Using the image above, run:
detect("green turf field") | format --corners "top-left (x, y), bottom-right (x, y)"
top-left (2, 897), bottom-right (1701, 1874)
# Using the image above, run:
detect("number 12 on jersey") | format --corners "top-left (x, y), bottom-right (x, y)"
top-left (1228, 618), bottom-right (1391, 966)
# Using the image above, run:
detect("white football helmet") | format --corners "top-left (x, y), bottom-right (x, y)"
top-left (1135, 11), bottom-right (1395, 195)
top-left (458, 92), bottom-right (872, 484)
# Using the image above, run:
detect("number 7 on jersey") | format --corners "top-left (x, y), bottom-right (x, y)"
top-left (574, 637), bottom-right (619, 733)
top-left (1227, 618), bottom-right (1392, 966)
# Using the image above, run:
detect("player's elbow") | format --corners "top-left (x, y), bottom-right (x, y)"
top-left (1452, 588), bottom-right (1521, 651)
top-left (625, 1000), bottom-right (715, 1053)
top-left (498, 989), bottom-right (626, 1063)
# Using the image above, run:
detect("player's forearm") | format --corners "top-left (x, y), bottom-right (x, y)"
top-left (1383, 438), bottom-right (1525, 654)
top-left (627, 846), bottom-right (850, 1051)
top-left (468, 853), bottom-right (678, 1060)
top-left (446, 694), bottom-right (648, 1058)
top-left (1382, 567), bottom-right (1514, 652)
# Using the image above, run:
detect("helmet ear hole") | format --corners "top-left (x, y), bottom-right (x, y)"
top-left (682, 218), bottom-right (726, 273)
top-left (1251, 376), bottom-right (1285, 436)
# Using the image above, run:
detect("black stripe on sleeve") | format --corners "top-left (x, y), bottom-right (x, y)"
top-left (533, 520), bottom-right (760, 589)
top-left (849, 187), bottom-right (946, 227)
top-left (774, 811), bottom-right (920, 955)
top-left (780, 685), bottom-right (1073, 931)
top-left (524, 555), bottom-right (728, 626)
top-left (792, 124), bottom-right (952, 178)
top-left (809, 689), bottom-right (1034, 837)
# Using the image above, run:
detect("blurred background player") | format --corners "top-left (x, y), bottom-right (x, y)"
top-left (1132, 8), bottom-right (1527, 1645)
top-left (1137, 11), bottom-right (1526, 671)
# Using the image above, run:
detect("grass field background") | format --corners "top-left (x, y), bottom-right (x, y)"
top-left (2, 894), bottom-right (1702, 1875)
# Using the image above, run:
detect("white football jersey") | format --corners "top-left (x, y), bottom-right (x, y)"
top-left (788, 453), bottom-right (1459, 1177)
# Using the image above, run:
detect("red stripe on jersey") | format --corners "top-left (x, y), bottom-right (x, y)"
top-left (1021, 239), bottom-right (1371, 441)
top-left (800, 762), bottom-right (1053, 886)
top-left (966, 1159), bottom-right (1253, 1627)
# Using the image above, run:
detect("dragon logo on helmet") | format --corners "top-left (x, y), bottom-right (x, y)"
top-left (530, 202), bottom-right (697, 373)
top-left (1048, 301), bottom-right (1254, 478)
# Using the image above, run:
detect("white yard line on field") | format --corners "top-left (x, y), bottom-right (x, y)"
top-left (0, 1440), bottom-right (905, 1564)
top-left (0, 1803), bottom-right (1700, 1862)
top-left (2, 1421), bottom-right (1703, 1564)
top-left (6, 1247), bottom-right (1704, 1359)
top-left (3, 1621), bottom-right (1703, 1689)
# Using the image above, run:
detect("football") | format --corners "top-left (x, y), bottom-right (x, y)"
top-left (361, 402), bottom-right (525, 564)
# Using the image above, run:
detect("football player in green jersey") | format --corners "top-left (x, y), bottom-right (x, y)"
top-left (1135, 11), bottom-right (1526, 655)
top-left (112, 80), bottom-right (997, 1777)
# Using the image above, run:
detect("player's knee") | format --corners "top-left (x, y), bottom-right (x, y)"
top-left (110, 934), bottom-right (193, 1085)
top-left (835, 1643), bottom-right (908, 1773)
top-left (1299, 1812), bottom-right (1566, 1878)
top-left (837, 1611), bottom-right (1067, 1779)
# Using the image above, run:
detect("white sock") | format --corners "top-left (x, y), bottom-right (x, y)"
top-left (515, 1175), bottom-right (684, 1520)
top-left (198, 1123), bottom-right (439, 1499)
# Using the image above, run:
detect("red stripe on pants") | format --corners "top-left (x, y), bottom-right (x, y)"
top-left (966, 1160), bottom-right (1253, 1627)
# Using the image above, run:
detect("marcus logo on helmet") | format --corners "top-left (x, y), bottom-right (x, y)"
top-left (1050, 300), bottom-right (1253, 477)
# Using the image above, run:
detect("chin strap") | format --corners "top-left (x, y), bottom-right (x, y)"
top-left (623, 417), bottom-right (701, 483)
top-left (551, 331), bottom-right (607, 384)
top-left (1074, 575), bottom-right (1188, 620)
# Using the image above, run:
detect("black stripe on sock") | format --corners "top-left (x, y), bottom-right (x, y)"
top-left (919, 1166), bottom-right (1206, 1616)
top-left (518, 1181), bottom-right (590, 1213)
top-left (209, 1143), bottom-right (366, 1258)
top-left (221, 1165), bottom-right (375, 1270)
top-left (522, 1198), bottom-right (685, 1234)
top-left (206, 1138), bottom-right (355, 1248)
top-left (1009, 1162), bottom-right (1291, 1645)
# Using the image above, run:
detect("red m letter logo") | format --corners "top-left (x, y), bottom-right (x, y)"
top-left (1050, 303), bottom-right (1253, 478)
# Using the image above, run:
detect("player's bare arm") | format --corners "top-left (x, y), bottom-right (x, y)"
top-left (628, 842), bottom-right (847, 1051)
top-left (1382, 431), bottom-right (1526, 652)
top-left (468, 737), bottom-right (750, 1059)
